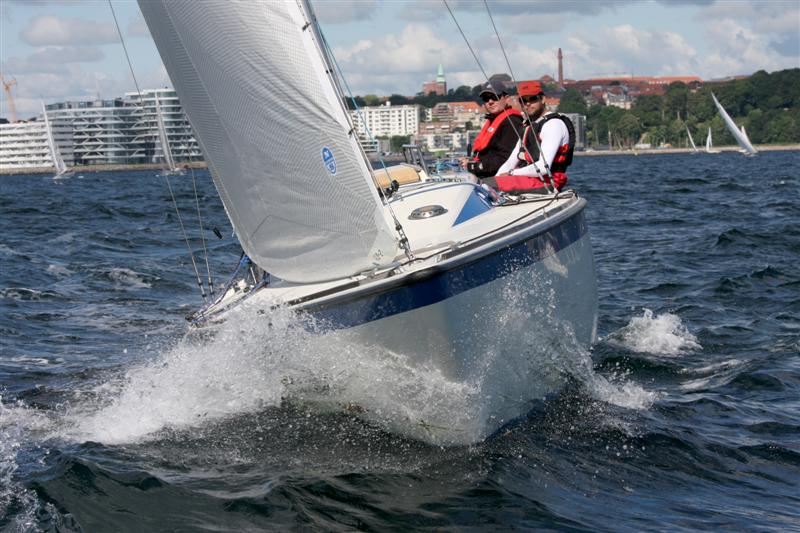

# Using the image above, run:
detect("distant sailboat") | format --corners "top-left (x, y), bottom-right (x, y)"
top-left (711, 92), bottom-right (757, 156)
top-left (705, 127), bottom-right (720, 154)
top-left (685, 125), bottom-right (698, 153)
top-left (155, 92), bottom-right (184, 176)
top-left (41, 102), bottom-right (73, 179)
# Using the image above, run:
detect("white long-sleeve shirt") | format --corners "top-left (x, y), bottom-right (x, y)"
top-left (496, 113), bottom-right (570, 177)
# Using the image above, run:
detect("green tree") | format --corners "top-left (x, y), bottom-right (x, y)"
top-left (390, 135), bottom-right (411, 152)
top-left (557, 88), bottom-right (588, 115)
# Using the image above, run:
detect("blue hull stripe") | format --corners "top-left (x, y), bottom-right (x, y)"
top-left (304, 207), bottom-right (588, 329)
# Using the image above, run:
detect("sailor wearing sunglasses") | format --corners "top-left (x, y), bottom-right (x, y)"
top-left (486, 81), bottom-right (576, 195)
top-left (461, 80), bottom-right (523, 178)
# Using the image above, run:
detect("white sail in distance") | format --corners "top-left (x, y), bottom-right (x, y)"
top-left (155, 93), bottom-right (177, 171)
top-left (41, 102), bottom-right (68, 175)
top-left (711, 92), bottom-right (757, 155)
top-left (138, 1), bottom-right (398, 282)
top-left (685, 125), bottom-right (698, 152)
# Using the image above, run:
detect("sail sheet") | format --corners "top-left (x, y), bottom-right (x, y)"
top-left (138, 0), bottom-right (398, 282)
top-left (41, 103), bottom-right (67, 174)
top-left (155, 93), bottom-right (176, 171)
top-left (711, 92), bottom-right (757, 155)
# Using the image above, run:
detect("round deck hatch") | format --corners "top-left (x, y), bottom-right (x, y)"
top-left (409, 205), bottom-right (448, 220)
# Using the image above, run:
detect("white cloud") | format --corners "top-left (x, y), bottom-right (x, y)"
top-left (502, 13), bottom-right (568, 34)
top-left (314, 0), bottom-right (378, 23)
top-left (21, 15), bottom-right (118, 46)
top-left (564, 25), bottom-right (699, 78)
top-left (3, 46), bottom-right (105, 75)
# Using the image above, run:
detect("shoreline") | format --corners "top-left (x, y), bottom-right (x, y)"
top-left (2, 144), bottom-right (798, 176)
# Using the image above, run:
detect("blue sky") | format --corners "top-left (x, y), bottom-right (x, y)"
top-left (1, 0), bottom-right (798, 119)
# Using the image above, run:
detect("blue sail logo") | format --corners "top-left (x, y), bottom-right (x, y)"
top-left (321, 147), bottom-right (337, 176)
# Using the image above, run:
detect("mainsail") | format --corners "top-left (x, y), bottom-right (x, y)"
top-left (154, 93), bottom-right (177, 172)
top-left (41, 102), bottom-right (68, 175)
top-left (711, 92), bottom-right (757, 155)
top-left (138, 0), bottom-right (398, 282)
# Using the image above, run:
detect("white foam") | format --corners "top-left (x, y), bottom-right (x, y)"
top-left (46, 263), bottom-right (74, 278)
top-left (108, 267), bottom-right (153, 289)
top-left (0, 397), bottom-right (48, 531)
top-left (608, 309), bottom-right (700, 356)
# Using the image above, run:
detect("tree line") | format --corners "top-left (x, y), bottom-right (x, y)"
top-left (557, 68), bottom-right (800, 148)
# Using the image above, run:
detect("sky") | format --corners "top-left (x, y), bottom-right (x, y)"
top-left (1, 0), bottom-right (798, 120)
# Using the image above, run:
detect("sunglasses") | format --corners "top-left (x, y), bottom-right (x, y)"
top-left (481, 94), bottom-right (502, 103)
top-left (521, 94), bottom-right (544, 104)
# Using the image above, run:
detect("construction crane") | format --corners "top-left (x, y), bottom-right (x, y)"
top-left (2, 75), bottom-right (18, 123)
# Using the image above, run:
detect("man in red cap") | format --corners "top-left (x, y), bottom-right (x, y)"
top-left (460, 80), bottom-right (523, 178)
top-left (484, 80), bottom-right (575, 194)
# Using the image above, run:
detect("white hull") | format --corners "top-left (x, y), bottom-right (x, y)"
top-left (198, 187), bottom-right (598, 445)
top-left (332, 232), bottom-right (597, 443)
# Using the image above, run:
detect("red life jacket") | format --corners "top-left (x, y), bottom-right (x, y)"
top-left (519, 113), bottom-right (575, 173)
top-left (471, 109), bottom-right (522, 155)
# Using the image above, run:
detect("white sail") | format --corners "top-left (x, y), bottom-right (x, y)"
top-left (154, 93), bottom-right (177, 171)
top-left (685, 125), bottom-right (698, 152)
top-left (41, 102), bottom-right (68, 175)
top-left (711, 92), bottom-right (757, 155)
top-left (138, 0), bottom-right (398, 283)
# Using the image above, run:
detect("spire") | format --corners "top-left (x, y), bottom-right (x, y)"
top-left (436, 63), bottom-right (445, 83)
top-left (557, 48), bottom-right (563, 87)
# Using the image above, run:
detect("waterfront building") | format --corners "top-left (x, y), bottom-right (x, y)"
top-left (44, 97), bottom-right (140, 165)
top-left (414, 131), bottom-right (468, 152)
top-left (349, 103), bottom-right (422, 139)
top-left (0, 119), bottom-right (73, 170)
top-left (123, 88), bottom-right (202, 164)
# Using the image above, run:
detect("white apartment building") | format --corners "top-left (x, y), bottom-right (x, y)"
top-left (0, 120), bottom-right (73, 170)
top-left (124, 88), bottom-right (203, 164)
top-left (349, 103), bottom-right (421, 139)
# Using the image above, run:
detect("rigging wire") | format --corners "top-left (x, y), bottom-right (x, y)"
top-left (108, 0), bottom-right (208, 302)
top-left (482, 0), bottom-right (555, 192)
top-left (164, 174), bottom-right (207, 303)
top-left (442, 0), bottom-right (554, 193)
top-left (190, 167), bottom-right (214, 297)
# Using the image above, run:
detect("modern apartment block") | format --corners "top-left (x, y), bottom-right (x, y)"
top-left (1, 89), bottom-right (202, 170)
top-left (349, 103), bottom-right (422, 149)
top-left (123, 88), bottom-right (203, 164)
top-left (0, 119), bottom-right (73, 170)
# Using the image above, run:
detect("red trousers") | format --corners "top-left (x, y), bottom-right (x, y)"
top-left (484, 172), bottom-right (568, 193)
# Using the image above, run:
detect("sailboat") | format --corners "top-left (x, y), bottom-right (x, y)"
top-left (41, 102), bottom-right (73, 179)
top-left (711, 92), bottom-right (757, 156)
top-left (138, 0), bottom-right (598, 444)
top-left (685, 125), bottom-right (698, 153)
top-left (705, 127), bottom-right (720, 154)
top-left (154, 92), bottom-right (185, 176)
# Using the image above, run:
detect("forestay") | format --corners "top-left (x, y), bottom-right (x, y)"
top-left (711, 92), bottom-right (757, 155)
top-left (138, 0), bottom-right (398, 282)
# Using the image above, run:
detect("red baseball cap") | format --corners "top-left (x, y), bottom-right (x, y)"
top-left (518, 81), bottom-right (544, 97)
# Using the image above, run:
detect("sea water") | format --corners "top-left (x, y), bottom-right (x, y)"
top-left (1, 151), bottom-right (798, 531)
